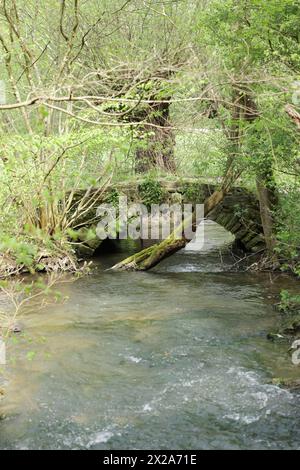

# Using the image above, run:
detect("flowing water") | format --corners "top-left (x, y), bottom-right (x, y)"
top-left (0, 222), bottom-right (299, 450)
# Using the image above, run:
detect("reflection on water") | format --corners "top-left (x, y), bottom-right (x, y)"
top-left (0, 222), bottom-right (299, 450)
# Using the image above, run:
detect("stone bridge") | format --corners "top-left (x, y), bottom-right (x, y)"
top-left (75, 178), bottom-right (265, 255)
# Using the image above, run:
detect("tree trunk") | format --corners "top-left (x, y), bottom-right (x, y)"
top-left (256, 170), bottom-right (278, 256)
top-left (230, 88), bottom-right (278, 258)
top-left (135, 100), bottom-right (176, 173)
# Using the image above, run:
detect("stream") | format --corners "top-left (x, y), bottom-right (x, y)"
top-left (0, 222), bottom-right (299, 450)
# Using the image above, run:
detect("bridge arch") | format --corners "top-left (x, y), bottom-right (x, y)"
top-left (75, 178), bottom-right (266, 256)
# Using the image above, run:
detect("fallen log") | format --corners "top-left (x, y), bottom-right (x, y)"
top-left (109, 189), bottom-right (227, 271)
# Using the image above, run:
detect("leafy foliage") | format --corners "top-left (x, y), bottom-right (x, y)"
top-left (138, 179), bottom-right (165, 208)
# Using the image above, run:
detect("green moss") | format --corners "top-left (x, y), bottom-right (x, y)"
top-left (104, 188), bottom-right (120, 208)
top-left (278, 290), bottom-right (300, 314)
top-left (268, 290), bottom-right (300, 339)
top-left (181, 183), bottom-right (204, 203)
top-left (138, 179), bottom-right (166, 208)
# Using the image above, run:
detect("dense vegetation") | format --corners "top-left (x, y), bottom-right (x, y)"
top-left (0, 0), bottom-right (299, 279)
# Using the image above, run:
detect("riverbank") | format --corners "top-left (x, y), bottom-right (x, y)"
top-left (267, 290), bottom-right (300, 389)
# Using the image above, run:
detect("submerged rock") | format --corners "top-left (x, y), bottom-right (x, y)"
top-left (268, 301), bottom-right (300, 341)
top-left (267, 332), bottom-right (286, 342)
